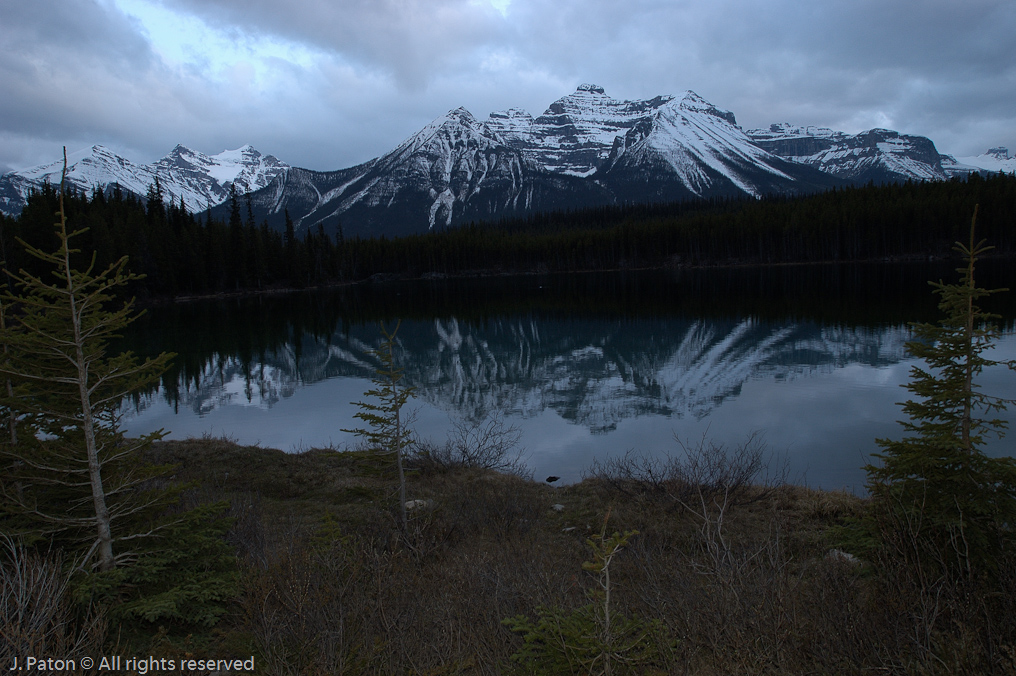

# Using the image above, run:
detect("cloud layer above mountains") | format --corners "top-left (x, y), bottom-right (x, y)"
top-left (1, 0), bottom-right (1014, 175)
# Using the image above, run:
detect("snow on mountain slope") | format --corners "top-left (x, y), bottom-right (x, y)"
top-left (949, 147), bottom-right (1016, 175)
top-left (357, 107), bottom-right (527, 230)
top-left (153, 144), bottom-right (289, 206)
top-left (233, 85), bottom-right (842, 235)
top-left (251, 107), bottom-right (530, 234)
top-left (939, 155), bottom-right (981, 178)
top-left (12, 84), bottom-right (1004, 234)
top-left (488, 84), bottom-right (674, 176)
top-left (0, 144), bottom-right (288, 216)
top-left (598, 93), bottom-right (841, 199)
top-left (3, 145), bottom-right (157, 214)
top-left (489, 86), bottom-right (841, 201)
top-left (239, 105), bottom-right (612, 236)
top-left (746, 123), bottom-right (947, 183)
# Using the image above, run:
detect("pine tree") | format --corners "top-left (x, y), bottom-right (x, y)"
top-left (342, 321), bottom-right (415, 532)
top-left (866, 205), bottom-right (1016, 574)
top-left (227, 183), bottom-right (246, 289)
top-left (0, 150), bottom-right (173, 572)
top-left (504, 521), bottom-right (672, 674)
top-left (0, 154), bottom-right (238, 629)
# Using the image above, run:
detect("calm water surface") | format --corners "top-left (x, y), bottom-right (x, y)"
top-left (120, 263), bottom-right (1016, 490)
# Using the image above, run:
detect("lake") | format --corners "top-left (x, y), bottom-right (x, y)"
top-left (120, 261), bottom-right (1016, 491)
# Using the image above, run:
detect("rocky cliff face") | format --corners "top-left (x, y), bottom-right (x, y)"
top-left (237, 85), bottom-right (840, 235)
top-left (488, 84), bottom-right (675, 176)
top-left (238, 106), bottom-right (612, 236)
top-left (6, 86), bottom-right (1005, 233)
top-left (746, 123), bottom-right (948, 183)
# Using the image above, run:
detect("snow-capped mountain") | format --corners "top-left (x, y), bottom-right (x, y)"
top-left (745, 123), bottom-right (948, 183)
top-left (152, 144), bottom-right (289, 207)
top-left (0, 144), bottom-right (288, 216)
top-left (6, 85), bottom-right (1009, 233)
top-left (231, 85), bottom-right (841, 236)
top-left (941, 147), bottom-right (1016, 177)
top-left (596, 93), bottom-right (840, 200)
top-left (236, 105), bottom-right (612, 236)
top-left (487, 83), bottom-right (675, 176)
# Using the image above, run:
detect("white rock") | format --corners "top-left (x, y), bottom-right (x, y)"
top-left (825, 548), bottom-right (860, 564)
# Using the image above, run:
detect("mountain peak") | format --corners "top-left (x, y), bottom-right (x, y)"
top-left (986, 146), bottom-right (1011, 160)
top-left (165, 144), bottom-right (199, 160)
top-left (391, 106), bottom-right (503, 161)
top-left (429, 107), bottom-right (486, 134)
top-left (678, 91), bottom-right (737, 126)
top-left (0, 143), bottom-right (289, 216)
top-left (576, 83), bottom-right (606, 95)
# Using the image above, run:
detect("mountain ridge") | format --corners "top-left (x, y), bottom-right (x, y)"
top-left (744, 123), bottom-right (950, 183)
top-left (2, 85), bottom-right (1011, 236)
top-left (0, 143), bottom-right (288, 217)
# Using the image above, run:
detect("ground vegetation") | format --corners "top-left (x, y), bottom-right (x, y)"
top-left (2, 182), bottom-right (1016, 673)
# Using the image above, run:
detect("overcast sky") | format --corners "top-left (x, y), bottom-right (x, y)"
top-left (2, 0), bottom-right (1014, 175)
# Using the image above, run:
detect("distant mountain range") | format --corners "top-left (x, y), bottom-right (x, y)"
top-left (0, 143), bottom-right (289, 216)
top-left (2, 84), bottom-right (1012, 237)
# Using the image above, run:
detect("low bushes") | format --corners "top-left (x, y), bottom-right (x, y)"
top-left (7, 436), bottom-right (1015, 674)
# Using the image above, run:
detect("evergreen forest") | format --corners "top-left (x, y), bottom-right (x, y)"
top-left (1, 172), bottom-right (1014, 300)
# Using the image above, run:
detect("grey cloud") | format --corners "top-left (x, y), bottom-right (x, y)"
top-left (0, 0), bottom-right (162, 166)
top-left (1, 0), bottom-right (1014, 174)
top-left (0, 0), bottom-right (342, 170)
top-left (1, 0), bottom-right (154, 70)
top-left (159, 0), bottom-right (507, 88)
top-left (492, 0), bottom-right (1016, 155)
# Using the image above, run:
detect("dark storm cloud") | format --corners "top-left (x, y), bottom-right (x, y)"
top-left (491, 0), bottom-right (1016, 154)
top-left (0, 0), bottom-right (343, 171)
top-left (158, 0), bottom-right (1016, 158)
top-left (1, 0), bottom-right (154, 68)
top-left (1, 0), bottom-right (1014, 175)
top-left (0, 0), bottom-right (183, 170)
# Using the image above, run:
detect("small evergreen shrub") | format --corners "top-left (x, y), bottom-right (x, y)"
top-left (504, 526), bottom-right (674, 675)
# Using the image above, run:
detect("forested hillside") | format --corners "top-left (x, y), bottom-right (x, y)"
top-left (1, 173), bottom-right (1013, 299)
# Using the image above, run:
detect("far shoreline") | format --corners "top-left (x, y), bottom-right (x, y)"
top-left (143, 249), bottom-right (1006, 308)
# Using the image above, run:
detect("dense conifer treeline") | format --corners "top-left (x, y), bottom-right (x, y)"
top-left (1, 173), bottom-right (1014, 299)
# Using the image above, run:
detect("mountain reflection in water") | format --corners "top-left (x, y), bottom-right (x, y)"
top-left (120, 264), bottom-right (1016, 489)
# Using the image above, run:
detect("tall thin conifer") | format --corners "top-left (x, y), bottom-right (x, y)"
top-left (343, 321), bottom-right (415, 532)
top-left (867, 205), bottom-right (1016, 573)
top-left (0, 149), bottom-right (173, 571)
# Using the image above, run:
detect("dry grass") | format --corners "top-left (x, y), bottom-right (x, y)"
top-left (0, 537), bottom-right (108, 675)
top-left (4, 438), bottom-right (991, 674)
